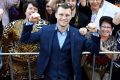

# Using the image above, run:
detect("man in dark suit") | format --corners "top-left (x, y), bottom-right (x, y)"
top-left (20, 3), bottom-right (100, 80)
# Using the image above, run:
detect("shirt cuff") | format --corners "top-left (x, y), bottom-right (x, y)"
top-left (25, 22), bottom-right (34, 26)
top-left (91, 32), bottom-right (99, 37)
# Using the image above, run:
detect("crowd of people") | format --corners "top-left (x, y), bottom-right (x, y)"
top-left (0, 0), bottom-right (120, 80)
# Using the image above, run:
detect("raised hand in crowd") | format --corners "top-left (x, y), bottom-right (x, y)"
top-left (28, 12), bottom-right (41, 24)
top-left (79, 22), bottom-right (97, 35)
top-left (0, 8), bottom-right (3, 20)
top-left (113, 13), bottom-right (120, 25)
top-left (79, 27), bottom-right (87, 35)
top-left (86, 23), bottom-right (97, 32)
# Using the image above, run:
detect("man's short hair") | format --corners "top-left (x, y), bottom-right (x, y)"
top-left (55, 3), bottom-right (72, 12)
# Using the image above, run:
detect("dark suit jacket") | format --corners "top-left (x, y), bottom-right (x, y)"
top-left (20, 24), bottom-right (100, 80)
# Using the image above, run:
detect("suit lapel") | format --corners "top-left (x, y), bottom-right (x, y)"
top-left (69, 27), bottom-right (75, 60)
top-left (70, 27), bottom-right (82, 79)
top-left (48, 25), bottom-right (56, 55)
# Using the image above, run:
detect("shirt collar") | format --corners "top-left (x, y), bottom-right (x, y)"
top-left (55, 24), bottom-right (70, 32)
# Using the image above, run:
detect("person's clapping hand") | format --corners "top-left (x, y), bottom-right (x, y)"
top-left (29, 12), bottom-right (41, 24)
top-left (79, 28), bottom-right (87, 35)
top-left (0, 8), bottom-right (3, 20)
top-left (86, 23), bottom-right (97, 33)
top-left (113, 13), bottom-right (120, 25)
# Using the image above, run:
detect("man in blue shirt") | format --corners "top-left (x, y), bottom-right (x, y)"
top-left (20, 3), bottom-right (100, 80)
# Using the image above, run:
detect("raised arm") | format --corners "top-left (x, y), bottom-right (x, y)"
top-left (83, 23), bottom-right (100, 54)
top-left (20, 13), bottom-right (41, 44)
top-left (20, 22), bottom-right (41, 44)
